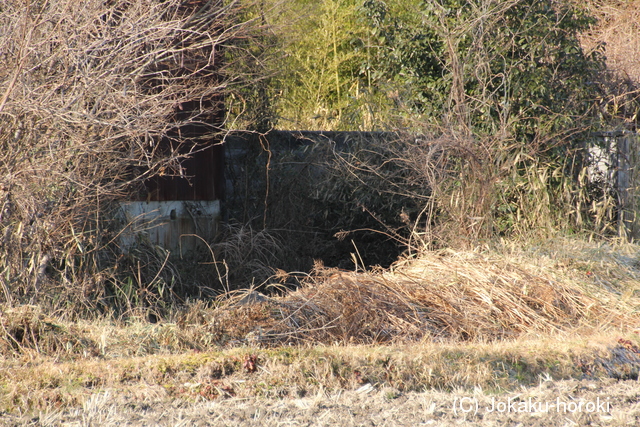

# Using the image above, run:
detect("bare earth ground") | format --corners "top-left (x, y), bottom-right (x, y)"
top-left (2, 378), bottom-right (637, 426)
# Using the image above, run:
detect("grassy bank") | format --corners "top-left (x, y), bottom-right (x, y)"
top-left (1, 237), bottom-right (640, 417)
top-left (2, 335), bottom-right (638, 415)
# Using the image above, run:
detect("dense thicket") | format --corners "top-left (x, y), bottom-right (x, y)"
top-left (261, 0), bottom-right (629, 133)
top-left (252, 0), bottom-right (639, 247)
top-left (0, 0), bottom-right (266, 314)
top-left (1, 0), bottom-right (639, 317)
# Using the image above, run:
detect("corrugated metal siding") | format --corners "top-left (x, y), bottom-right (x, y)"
top-left (120, 200), bottom-right (220, 254)
top-left (136, 0), bottom-right (226, 203)
top-left (143, 140), bottom-right (225, 202)
top-left (121, 0), bottom-right (226, 252)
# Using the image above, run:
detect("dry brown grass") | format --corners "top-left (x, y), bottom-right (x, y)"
top-left (0, 305), bottom-right (99, 358)
top-left (1, 237), bottom-right (640, 417)
top-left (212, 239), bottom-right (639, 346)
top-left (0, 333), bottom-right (638, 416)
top-left (211, 222), bottom-right (286, 290)
top-left (2, 238), bottom-right (638, 357)
top-left (581, 0), bottom-right (640, 85)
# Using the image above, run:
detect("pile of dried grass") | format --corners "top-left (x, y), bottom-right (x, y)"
top-left (0, 244), bottom-right (635, 360)
top-left (220, 249), bottom-right (637, 345)
top-left (582, 0), bottom-right (640, 84)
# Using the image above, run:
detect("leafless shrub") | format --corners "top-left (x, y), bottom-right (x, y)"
top-left (315, 131), bottom-right (512, 251)
top-left (0, 0), bottom-right (266, 314)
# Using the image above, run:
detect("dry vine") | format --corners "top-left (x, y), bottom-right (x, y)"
top-left (0, 0), bottom-right (267, 314)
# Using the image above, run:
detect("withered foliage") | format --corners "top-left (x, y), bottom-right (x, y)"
top-left (0, 0), bottom-right (266, 313)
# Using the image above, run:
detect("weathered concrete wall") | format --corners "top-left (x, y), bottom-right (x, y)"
top-left (222, 130), bottom-right (404, 270)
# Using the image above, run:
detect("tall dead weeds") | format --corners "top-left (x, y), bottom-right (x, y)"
top-left (0, 0), bottom-right (266, 314)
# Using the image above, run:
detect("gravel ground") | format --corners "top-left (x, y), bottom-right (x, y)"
top-left (6, 378), bottom-right (639, 426)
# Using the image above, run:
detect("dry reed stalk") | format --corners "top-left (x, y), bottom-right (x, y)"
top-left (224, 247), bottom-right (639, 345)
top-left (581, 0), bottom-right (640, 85)
top-left (211, 222), bottom-right (285, 289)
